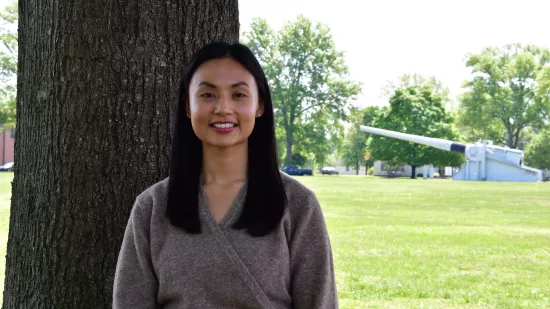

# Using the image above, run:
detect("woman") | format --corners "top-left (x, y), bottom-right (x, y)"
top-left (113, 42), bottom-right (338, 309)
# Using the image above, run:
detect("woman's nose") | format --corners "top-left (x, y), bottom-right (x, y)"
top-left (214, 95), bottom-right (232, 114)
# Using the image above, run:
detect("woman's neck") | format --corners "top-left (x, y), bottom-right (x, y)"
top-left (201, 142), bottom-right (248, 186)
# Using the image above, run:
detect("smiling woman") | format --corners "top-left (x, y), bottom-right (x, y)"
top-left (187, 58), bottom-right (263, 150)
top-left (113, 42), bottom-right (338, 309)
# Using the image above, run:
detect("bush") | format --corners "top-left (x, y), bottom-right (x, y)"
top-left (543, 177), bottom-right (549, 182)
top-left (367, 166), bottom-right (374, 176)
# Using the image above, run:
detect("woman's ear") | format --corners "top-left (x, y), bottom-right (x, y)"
top-left (186, 103), bottom-right (191, 118)
top-left (256, 101), bottom-right (264, 117)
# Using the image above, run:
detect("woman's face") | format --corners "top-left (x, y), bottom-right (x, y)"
top-left (187, 57), bottom-right (263, 149)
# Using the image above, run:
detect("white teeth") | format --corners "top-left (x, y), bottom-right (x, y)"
top-left (213, 123), bottom-right (235, 129)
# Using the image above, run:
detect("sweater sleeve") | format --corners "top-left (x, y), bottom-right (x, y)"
top-left (289, 192), bottom-right (339, 309)
top-left (113, 196), bottom-right (159, 309)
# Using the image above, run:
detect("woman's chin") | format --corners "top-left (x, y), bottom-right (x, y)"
top-left (202, 138), bottom-right (248, 149)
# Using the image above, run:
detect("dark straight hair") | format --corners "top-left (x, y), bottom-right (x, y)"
top-left (167, 42), bottom-right (287, 237)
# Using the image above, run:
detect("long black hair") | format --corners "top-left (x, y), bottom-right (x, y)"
top-left (167, 42), bottom-right (287, 237)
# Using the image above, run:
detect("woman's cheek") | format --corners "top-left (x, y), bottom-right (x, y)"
top-left (236, 106), bottom-right (257, 119)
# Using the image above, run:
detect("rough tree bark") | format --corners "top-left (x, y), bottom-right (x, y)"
top-left (2, 0), bottom-right (238, 308)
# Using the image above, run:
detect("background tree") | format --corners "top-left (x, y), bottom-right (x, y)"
top-left (342, 126), bottom-right (366, 175)
top-left (458, 44), bottom-right (550, 148)
top-left (293, 112), bottom-right (346, 168)
top-left (341, 106), bottom-right (381, 175)
top-left (360, 106), bottom-right (381, 174)
top-left (368, 86), bottom-right (464, 178)
top-left (363, 105), bottom-right (405, 177)
top-left (382, 73), bottom-right (453, 109)
top-left (341, 130), bottom-right (363, 175)
top-left (524, 126), bottom-right (550, 172)
top-left (243, 16), bottom-right (360, 165)
top-left (3, 1), bottom-right (239, 308)
top-left (457, 84), bottom-right (507, 145)
top-left (0, 1), bottom-right (17, 128)
top-left (290, 152), bottom-right (307, 167)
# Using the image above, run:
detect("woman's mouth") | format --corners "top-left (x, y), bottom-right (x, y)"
top-left (210, 122), bottom-right (237, 133)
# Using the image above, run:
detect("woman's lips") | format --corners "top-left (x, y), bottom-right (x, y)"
top-left (210, 123), bottom-right (237, 133)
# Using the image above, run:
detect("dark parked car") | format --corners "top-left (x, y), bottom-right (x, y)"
top-left (321, 167), bottom-right (339, 175)
top-left (281, 165), bottom-right (313, 176)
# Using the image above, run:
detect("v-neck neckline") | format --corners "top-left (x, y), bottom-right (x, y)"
top-left (199, 183), bottom-right (248, 229)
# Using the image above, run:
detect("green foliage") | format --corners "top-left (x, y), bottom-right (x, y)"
top-left (290, 153), bottom-right (307, 167)
top-left (368, 86), bottom-right (464, 177)
top-left (457, 82), bottom-right (507, 145)
top-left (275, 125), bottom-right (286, 166)
top-left (243, 16), bottom-right (360, 165)
top-left (0, 1), bottom-right (17, 128)
top-left (341, 126), bottom-right (365, 175)
top-left (341, 106), bottom-right (381, 175)
top-left (382, 73), bottom-right (453, 109)
top-left (524, 127), bottom-right (550, 170)
top-left (360, 105), bottom-right (382, 127)
top-left (458, 44), bottom-right (550, 148)
top-left (0, 91), bottom-right (15, 126)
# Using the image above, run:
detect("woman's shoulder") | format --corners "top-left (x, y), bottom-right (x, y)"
top-left (279, 172), bottom-right (320, 213)
top-left (279, 173), bottom-right (328, 237)
top-left (136, 177), bottom-right (169, 200)
top-left (132, 177), bottom-right (170, 215)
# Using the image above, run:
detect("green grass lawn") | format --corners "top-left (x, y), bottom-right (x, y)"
top-left (0, 172), bottom-right (13, 305)
top-left (297, 175), bottom-right (550, 309)
top-left (0, 174), bottom-right (548, 308)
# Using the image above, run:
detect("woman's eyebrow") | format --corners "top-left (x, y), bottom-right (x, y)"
top-left (197, 81), bottom-right (217, 88)
top-left (230, 81), bottom-right (249, 88)
top-left (197, 81), bottom-right (249, 88)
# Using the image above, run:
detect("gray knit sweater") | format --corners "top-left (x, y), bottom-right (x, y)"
top-left (113, 173), bottom-right (338, 309)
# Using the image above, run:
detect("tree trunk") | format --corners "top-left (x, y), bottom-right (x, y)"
top-left (3, 1), bottom-right (239, 308)
top-left (355, 158), bottom-right (359, 175)
top-left (513, 127), bottom-right (521, 149)
top-left (506, 123), bottom-right (514, 148)
top-left (411, 165), bottom-right (416, 179)
top-left (285, 125), bottom-right (293, 165)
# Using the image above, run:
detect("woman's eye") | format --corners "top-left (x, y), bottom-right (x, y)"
top-left (234, 93), bottom-right (247, 98)
top-left (200, 93), bottom-right (215, 98)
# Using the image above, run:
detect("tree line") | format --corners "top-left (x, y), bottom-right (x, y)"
top-left (241, 16), bottom-right (550, 175)
top-left (340, 44), bottom-right (550, 177)
top-left (2, 6), bottom-right (549, 175)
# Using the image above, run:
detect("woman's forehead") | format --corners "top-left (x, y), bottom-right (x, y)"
top-left (191, 58), bottom-right (256, 88)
